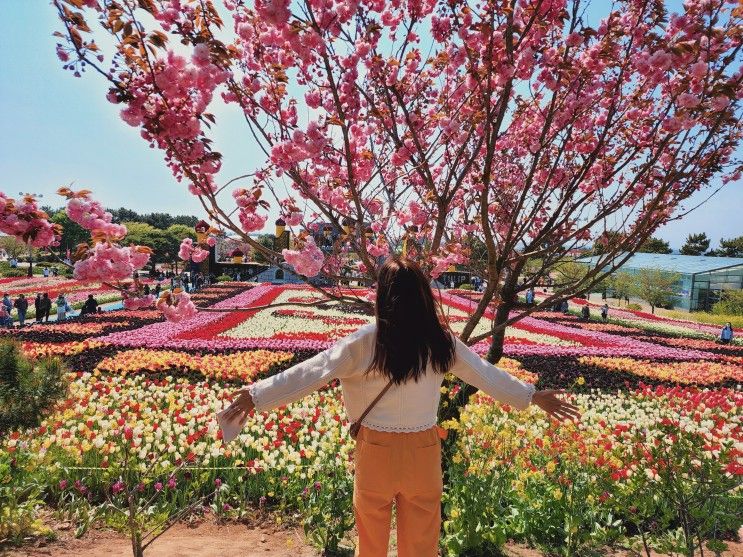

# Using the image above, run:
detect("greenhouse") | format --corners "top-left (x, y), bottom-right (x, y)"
top-left (580, 253), bottom-right (743, 311)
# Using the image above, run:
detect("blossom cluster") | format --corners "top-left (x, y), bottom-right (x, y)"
top-left (156, 290), bottom-right (198, 323)
top-left (61, 189), bottom-right (127, 239)
top-left (178, 237), bottom-right (209, 263)
top-left (282, 237), bottom-right (325, 277)
top-left (72, 242), bottom-right (151, 282)
top-left (0, 193), bottom-right (60, 248)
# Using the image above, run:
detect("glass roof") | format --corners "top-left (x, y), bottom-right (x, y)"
top-left (579, 253), bottom-right (743, 275)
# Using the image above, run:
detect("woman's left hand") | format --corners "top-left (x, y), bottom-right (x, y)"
top-left (221, 388), bottom-right (255, 421)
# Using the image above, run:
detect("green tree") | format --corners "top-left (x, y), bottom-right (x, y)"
top-left (109, 207), bottom-right (140, 223)
top-left (142, 212), bottom-right (174, 230)
top-left (171, 215), bottom-right (199, 227)
top-left (122, 222), bottom-right (169, 271)
top-left (710, 236), bottom-right (743, 258)
top-left (632, 268), bottom-right (681, 314)
top-left (680, 233), bottom-right (710, 256)
top-left (163, 224), bottom-right (197, 271)
top-left (608, 271), bottom-right (634, 305)
top-left (252, 234), bottom-right (278, 264)
top-left (0, 339), bottom-right (68, 434)
top-left (553, 261), bottom-right (587, 289)
top-left (0, 235), bottom-right (27, 260)
top-left (50, 210), bottom-right (88, 257)
top-left (712, 290), bottom-right (743, 316)
top-left (637, 236), bottom-right (673, 254)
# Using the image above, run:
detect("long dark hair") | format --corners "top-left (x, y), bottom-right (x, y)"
top-left (366, 257), bottom-right (455, 384)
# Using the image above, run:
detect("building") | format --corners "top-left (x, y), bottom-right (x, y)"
top-left (580, 253), bottom-right (743, 311)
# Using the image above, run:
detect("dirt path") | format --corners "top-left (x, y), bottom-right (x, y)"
top-left (4, 519), bottom-right (742, 557)
top-left (2, 519), bottom-right (320, 557)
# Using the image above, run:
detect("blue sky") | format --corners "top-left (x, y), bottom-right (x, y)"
top-left (0, 1), bottom-right (740, 250)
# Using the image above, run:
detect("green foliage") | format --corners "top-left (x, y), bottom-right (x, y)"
top-left (122, 222), bottom-right (170, 270)
top-left (252, 234), bottom-right (277, 264)
top-left (0, 235), bottom-right (28, 260)
top-left (0, 266), bottom-right (27, 278)
top-left (680, 233), bottom-right (710, 256)
top-left (216, 274), bottom-right (232, 282)
top-left (610, 420), bottom-right (742, 557)
top-left (716, 236), bottom-right (743, 258)
top-left (631, 268), bottom-right (681, 313)
top-left (637, 237), bottom-right (673, 254)
top-left (0, 452), bottom-right (53, 545)
top-left (608, 271), bottom-right (634, 302)
top-left (554, 261), bottom-right (588, 289)
top-left (712, 290), bottom-right (743, 316)
top-left (457, 283), bottom-right (474, 290)
top-left (299, 466), bottom-right (355, 555)
top-left (107, 208), bottom-right (199, 229)
top-left (50, 211), bottom-right (88, 256)
top-left (0, 339), bottom-right (69, 434)
top-left (626, 303), bottom-right (643, 311)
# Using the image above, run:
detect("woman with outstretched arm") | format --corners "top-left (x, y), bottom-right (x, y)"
top-left (222, 257), bottom-right (580, 557)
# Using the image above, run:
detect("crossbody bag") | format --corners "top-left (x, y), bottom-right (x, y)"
top-left (349, 379), bottom-right (394, 440)
top-left (349, 379), bottom-right (449, 441)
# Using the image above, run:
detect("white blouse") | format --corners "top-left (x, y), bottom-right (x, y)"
top-left (247, 323), bottom-right (535, 433)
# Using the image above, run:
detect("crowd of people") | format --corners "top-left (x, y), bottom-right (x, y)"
top-left (0, 291), bottom-right (83, 328)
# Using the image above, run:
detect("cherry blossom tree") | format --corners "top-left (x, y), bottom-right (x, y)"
top-left (8, 0), bottom-right (743, 364)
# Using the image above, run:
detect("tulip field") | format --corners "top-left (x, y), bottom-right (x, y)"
top-left (1, 280), bottom-right (742, 555)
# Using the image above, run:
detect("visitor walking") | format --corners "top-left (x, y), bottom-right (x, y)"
top-left (14, 294), bottom-right (28, 327)
top-left (581, 304), bottom-right (590, 321)
top-left (55, 294), bottom-right (71, 321)
top-left (34, 293), bottom-right (43, 323)
top-left (222, 257), bottom-right (580, 557)
top-left (561, 299), bottom-right (570, 314)
top-left (154, 283), bottom-right (161, 299)
top-left (42, 267), bottom-right (50, 278)
top-left (719, 323), bottom-right (734, 345)
top-left (601, 303), bottom-right (609, 321)
top-left (143, 283), bottom-right (151, 296)
top-left (80, 295), bottom-right (98, 316)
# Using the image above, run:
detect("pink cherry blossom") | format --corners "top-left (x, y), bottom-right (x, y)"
top-left (178, 237), bottom-right (209, 263)
top-left (156, 290), bottom-right (198, 323)
top-left (282, 237), bottom-right (324, 277)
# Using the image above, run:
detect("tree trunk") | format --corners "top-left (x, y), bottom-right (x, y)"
top-left (438, 284), bottom-right (516, 523)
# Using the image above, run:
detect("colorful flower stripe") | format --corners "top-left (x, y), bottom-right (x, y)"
top-left (20, 340), bottom-right (105, 359)
top-left (8, 373), bottom-right (354, 477)
top-left (93, 348), bottom-right (294, 381)
top-left (551, 295), bottom-right (722, 336)
top-left (578, 356), bottom-right (743, 385)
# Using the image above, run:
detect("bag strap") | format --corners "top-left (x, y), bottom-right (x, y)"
top-left (355, 379), bottom-right (394, 428)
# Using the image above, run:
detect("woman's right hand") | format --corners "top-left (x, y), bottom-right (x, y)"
top-left (532, 389), bottom-right (581, 422)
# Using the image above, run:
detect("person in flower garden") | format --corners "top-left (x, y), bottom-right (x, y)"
top-left (719, 322), bottom-right (734, 345)
top-left (13, 293), bottom-right (28, 327)
top-left (55, 293), bottom-right (71, 321)
top-left (34, 293), bottom-right (43, 323)
top-left (223, 257), bottom-right (580, 557)
top-left (40, 292), bottom-right (52, 322)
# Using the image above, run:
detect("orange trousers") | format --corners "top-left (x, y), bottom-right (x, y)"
top-left (353, 425), bottom-right (442, 557)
